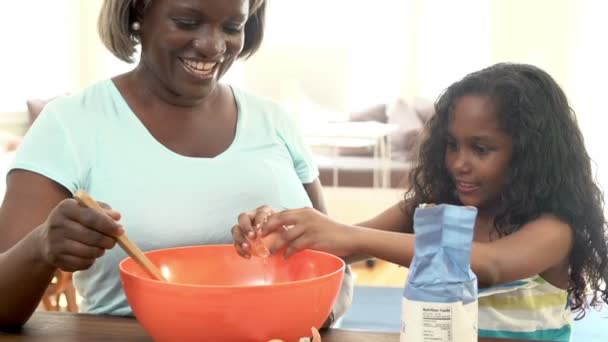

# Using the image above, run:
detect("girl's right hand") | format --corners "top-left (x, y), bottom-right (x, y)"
top-left (260, 208), bottom-right (355, 258)
top-left (37, 198), bottom-right (123, 272)
top-left (231, 205), bottom-right (279, 259)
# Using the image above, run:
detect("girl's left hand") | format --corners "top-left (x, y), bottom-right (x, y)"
top-left (260, 207), bottom-right (354, 258)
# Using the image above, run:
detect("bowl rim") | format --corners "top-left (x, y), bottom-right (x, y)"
top-left (118, 244), bottom-right (346, 289)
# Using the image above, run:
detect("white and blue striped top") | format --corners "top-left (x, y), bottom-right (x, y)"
top-left (478, 275), bottom-right (572, 341)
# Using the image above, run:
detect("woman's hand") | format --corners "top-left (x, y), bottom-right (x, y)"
top-left (37, 198), bottom-right (122, 272)
top-left (261, 208), bottom-right (355, 258)
top-left (231, 205), bottom-right (279, 258)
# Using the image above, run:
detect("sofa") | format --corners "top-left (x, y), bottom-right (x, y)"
top-left (314, 97), bottom-right (434, 189)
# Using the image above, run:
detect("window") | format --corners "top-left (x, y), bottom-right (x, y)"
top-left (0, 0), bottom-right (80, 112)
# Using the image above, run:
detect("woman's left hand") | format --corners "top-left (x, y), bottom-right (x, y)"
top-left (260, 207), bottom-right (354, 258)
top-left (231, 205), bottom-right (277, 258)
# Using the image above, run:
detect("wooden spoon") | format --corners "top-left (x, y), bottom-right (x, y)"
top-left (73, 190), bottom-right (165, 281)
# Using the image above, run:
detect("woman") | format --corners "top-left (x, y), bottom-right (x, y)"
top-left (0, 0), bottom-right (351, 328)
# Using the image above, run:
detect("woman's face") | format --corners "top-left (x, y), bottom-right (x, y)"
top-left (444, 95), bottom-right (513, 212)
top-left (137, 0), bottom-right (249, 102)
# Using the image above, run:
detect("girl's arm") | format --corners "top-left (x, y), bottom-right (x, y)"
top-left (356, 201), bottom-right (412, 233)
top-left (470, 215), bottom-right (573, 286)
top-left (345, 202), bottom-right (411, 263)
top-left (264, 210), bottom-right (572, 286)
top-left (303, 179), bottom-right (353, 326)
top-left (348, 227), bottom-right (496, 284)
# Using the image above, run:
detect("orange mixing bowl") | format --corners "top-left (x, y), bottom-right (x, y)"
top-left (119, 245), bottom-right (345, 342)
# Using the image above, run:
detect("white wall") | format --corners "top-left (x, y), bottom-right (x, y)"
top-left (0, 0), bottom-right (132, 128)
top-left (237, 0), bottom-right (583, 114)
top-left (567, 1), bottom-right (608, 194)
top-left (0, 0), bottom-right (80, 112)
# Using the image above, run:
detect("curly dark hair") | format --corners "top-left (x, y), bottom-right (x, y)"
top-left (405, 63), bottom-right (608, 317)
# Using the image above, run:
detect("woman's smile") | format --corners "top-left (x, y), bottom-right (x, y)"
top-left (179, 57), bottom-right (221, 80)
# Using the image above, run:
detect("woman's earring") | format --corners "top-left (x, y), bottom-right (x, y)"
top-left (131, 21), bottom-right (141, 31)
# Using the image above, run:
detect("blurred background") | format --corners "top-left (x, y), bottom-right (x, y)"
top-left (1, 0), bottom-right (608, 247)
top-left (1, 0), bottom-right (607, 186)
top-left (0, 2), bottom-right (606, 236)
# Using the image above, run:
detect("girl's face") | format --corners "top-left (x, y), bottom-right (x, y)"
top-left (444, 95), bottom-right (513, 212)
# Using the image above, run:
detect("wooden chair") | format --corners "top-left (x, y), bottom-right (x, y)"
top-left (41, 270), bottom-right (78, 312)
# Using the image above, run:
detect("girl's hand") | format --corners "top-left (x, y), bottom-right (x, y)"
top-left (261, 208), bottom-right (354, 258)
top-left (37, 198), bottom-right (122, 272)
top-left (231, 205), bottom-right (277, 258)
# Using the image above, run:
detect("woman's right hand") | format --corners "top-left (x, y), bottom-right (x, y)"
top-left (37, 198), bottom-right (123, 272)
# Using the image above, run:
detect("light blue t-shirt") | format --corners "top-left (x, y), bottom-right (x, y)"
top-left (10, 79), bottom-right (318, 315)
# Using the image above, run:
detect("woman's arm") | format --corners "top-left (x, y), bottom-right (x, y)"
top-left (0, 170), bottom-right (70, 328)
top-left (0, 170), bottom-right (122, 328)
top-left (303, 178), bottom-right (327, 214)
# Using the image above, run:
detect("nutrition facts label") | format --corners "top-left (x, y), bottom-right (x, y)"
top-left (401, 299), bottom-right (476, 342)
top-left (421, 307), bottom-right (452, 341)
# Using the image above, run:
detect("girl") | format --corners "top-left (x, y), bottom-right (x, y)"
top-left (233, 63), bottom-right (608, 341)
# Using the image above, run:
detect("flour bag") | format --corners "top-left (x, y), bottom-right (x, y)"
top-left (400, 204), bottom-right (478, 342)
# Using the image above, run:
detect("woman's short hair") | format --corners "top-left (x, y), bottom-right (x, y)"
top-left (98, 0), bottom-right (266, 63)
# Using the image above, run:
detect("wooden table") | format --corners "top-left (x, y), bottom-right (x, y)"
top-left (1, 311), bottom-right (398, 341)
